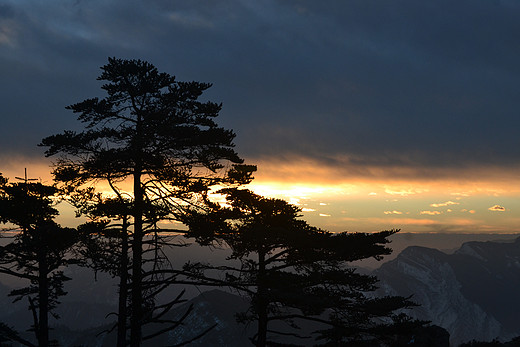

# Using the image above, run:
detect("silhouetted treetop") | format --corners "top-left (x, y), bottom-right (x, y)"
top-left (0, 179), bottom-right (59, 230)
top-left (41, 57), bottom-right (251, 189)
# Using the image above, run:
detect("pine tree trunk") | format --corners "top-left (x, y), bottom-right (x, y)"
top-left (130, 167), bottom-right (144, 347)
top-left (117, 217), bottom-right (129, 347)
top-left (256, 251), bottom-right (268, 347)
top-left (130, 112), bottom-right (144, 347)
top-left (38, 251), bottom-right (49, 347)
top-left (256, 306), bottom-right (268, 347)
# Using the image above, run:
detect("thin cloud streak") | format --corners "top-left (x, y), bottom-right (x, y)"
top-left (489, 205), bottom-right (506, 212)
top-left (430, 201), bottom-right (459, 207)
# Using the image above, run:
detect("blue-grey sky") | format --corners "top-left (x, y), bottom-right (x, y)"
top-left (1, 1), bottom-right (520, 233)
top-left (2, 0), bottom-right (519, 171)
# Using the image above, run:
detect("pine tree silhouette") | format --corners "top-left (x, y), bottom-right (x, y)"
top-left (40, 58), bottom-right (255, 346)
top-left (0, 172), bottom-right (80, 347)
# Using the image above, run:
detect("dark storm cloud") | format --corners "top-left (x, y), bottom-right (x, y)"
top-left (1, 0), bottom-right (519, 173)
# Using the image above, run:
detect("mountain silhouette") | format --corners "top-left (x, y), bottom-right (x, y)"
top-left (375, 237), bottom-right (520, 345)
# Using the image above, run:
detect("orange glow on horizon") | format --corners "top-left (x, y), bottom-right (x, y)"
top-left (248, 156), bottom-right (520, 198)
top-left (2, 155), bottom-right (520, 233)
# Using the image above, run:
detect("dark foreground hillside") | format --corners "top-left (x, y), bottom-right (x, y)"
top-left (1, 289), bottom-right (327, 346)
top-left (1, 236), bottom-right (519, 346)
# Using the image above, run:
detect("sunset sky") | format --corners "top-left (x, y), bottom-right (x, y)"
top-left (1, 1), bottom-right (519, 233)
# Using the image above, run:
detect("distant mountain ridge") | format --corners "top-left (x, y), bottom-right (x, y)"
top-left (374, 236), bottom-right (520, 346)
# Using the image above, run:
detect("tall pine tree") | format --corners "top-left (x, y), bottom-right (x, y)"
top-left (0, 173), bottom-right (79, 347)
top-left (40, 58), bottom-right (254, 346)
top-left (185, 188), bottom-right (423, 346)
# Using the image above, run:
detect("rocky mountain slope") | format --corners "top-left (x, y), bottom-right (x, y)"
top-left (374, 237), bottom-right (520, 346)
top-left (2, 236), bottom-right (519, 346)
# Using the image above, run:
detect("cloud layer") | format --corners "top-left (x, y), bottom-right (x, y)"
top-left (1, 0), bottom-right (520, 177)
